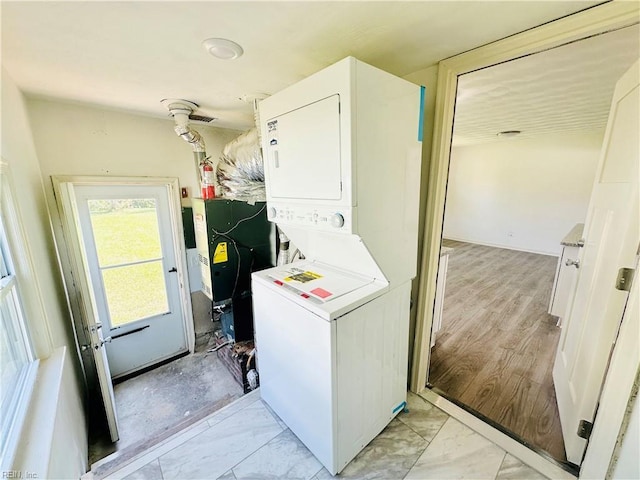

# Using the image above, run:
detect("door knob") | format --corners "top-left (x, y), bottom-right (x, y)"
top-left (168, 267), bottom-right (177, 273)
top-left (566, 258), bottom-right (580, 268)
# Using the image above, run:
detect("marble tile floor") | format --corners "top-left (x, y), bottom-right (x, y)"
top-left (94, 389), bottom-right (564, 480)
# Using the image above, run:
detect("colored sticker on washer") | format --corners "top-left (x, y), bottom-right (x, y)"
top-left (284, 271), bottom-right (323, 283)
top-left (310, 287), bottom-right (333, 299)
top-left (213, 242), bottom-right (228, 264)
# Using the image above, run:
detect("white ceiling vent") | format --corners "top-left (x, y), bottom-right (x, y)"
top-left (188, 113), bottom-right (217, 124)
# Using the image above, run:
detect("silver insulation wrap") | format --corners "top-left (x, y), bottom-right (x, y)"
top-left (217, 128), bottom-right (266, 202)
top-left (174, 124), bottom-right (206, 153)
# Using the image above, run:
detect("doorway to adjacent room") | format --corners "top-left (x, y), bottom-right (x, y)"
top-left (419, 23), bottom-right (639, 468)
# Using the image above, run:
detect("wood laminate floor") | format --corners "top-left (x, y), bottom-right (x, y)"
top-left (429, 240), bottom-right (567, 462)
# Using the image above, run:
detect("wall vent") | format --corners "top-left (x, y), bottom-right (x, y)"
top-left (189, 114), bottom-right (217, 124)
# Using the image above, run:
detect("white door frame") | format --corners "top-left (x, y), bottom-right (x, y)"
top-left (410, 0), bottom-right (639, 473)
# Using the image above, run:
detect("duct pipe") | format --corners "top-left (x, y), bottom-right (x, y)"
top-left (161, 99), bottom-right (209, 193)
top-left (276, 227), bottom-right (290, 266)
top-left (172, 109), bottom-right (206, 153)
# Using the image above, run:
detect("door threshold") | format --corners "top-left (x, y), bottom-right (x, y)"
top-left (113, 350), bottom-right (189, 384)
top-left (419, 387), bottom-right (578, 479)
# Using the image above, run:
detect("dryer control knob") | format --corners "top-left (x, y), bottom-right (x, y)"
top-left (330, 213), bottom-right (345, 228)
top-left (268, 207), bottom-right (277, 219)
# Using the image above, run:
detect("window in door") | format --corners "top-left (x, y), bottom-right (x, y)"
top-left (86, 198), bottom-right (169, 327)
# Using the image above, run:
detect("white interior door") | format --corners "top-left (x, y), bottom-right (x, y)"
top-left (553, 60), bottom-right (639, 465)
top-left (74, 184), bottom-right (188, 378)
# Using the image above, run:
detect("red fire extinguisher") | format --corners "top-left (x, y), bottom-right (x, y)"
top-left (201, 162), bottom-right (216, 200)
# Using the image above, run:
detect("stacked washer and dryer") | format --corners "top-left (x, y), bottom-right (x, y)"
top-left (252, 57), bottom-right (424, 475)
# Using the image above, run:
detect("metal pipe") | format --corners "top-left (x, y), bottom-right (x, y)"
top-left (163, 99), bottom-right (207, 154)
top-left (193, 151), bottom-right (206, 164)
top-left (174, 124), bottom-right (206, 153)
top-left (162, 100), bottom-right (208, 187)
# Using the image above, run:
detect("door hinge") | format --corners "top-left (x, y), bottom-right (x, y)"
top-left (577, 419), bottom-right (593, 440)
top-left (615, 267), bottom-right (634, 292)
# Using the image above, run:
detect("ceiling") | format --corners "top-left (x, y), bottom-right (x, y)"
top-left (453, 23), bottom-right (640, 145)
top-left (1, 1), bottom-right (605, 130)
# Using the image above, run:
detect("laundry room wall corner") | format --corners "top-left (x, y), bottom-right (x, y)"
top-left (403, 63), bottom-right (439, 383)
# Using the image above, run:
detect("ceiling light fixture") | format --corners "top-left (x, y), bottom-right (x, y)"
top-left (497, 130), bottom-right (521, 138)
top-left (202, 38), bottom-right (244, 60)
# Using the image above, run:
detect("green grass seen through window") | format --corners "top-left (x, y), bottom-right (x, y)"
top-left (88, 201), bottom-right (169, 326)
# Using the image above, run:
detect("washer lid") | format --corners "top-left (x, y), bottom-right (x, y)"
top-left (267, 260), bottom-right (373, 303)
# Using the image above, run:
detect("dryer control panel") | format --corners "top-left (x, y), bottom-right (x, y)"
top-left (267, 203), bottom-right (352, 234)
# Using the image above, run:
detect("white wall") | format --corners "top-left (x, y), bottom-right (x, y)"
top-left (443, 133), bottom-right (602, 255)
top-left (403, 64), bottom-right (439, 371)
top-left (26, 98), bottom-right (242, 201)
top-left (1, 68), bottom-right (87, 478)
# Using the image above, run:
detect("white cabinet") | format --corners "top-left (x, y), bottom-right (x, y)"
top-left (549, 224), bottom-right (584, 325)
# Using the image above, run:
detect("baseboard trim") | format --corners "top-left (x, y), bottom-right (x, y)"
top-left (443, 236), bottom-right (560, 257)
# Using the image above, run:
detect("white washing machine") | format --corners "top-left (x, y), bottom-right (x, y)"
top-left (253, 57), bottom-right (424, 475)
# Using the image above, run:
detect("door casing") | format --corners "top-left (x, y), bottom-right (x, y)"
top-left (410, 2), bottom-right (640, 476)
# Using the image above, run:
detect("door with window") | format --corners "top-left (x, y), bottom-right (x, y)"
top-left (74, 184), bottom-right (187, 378)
